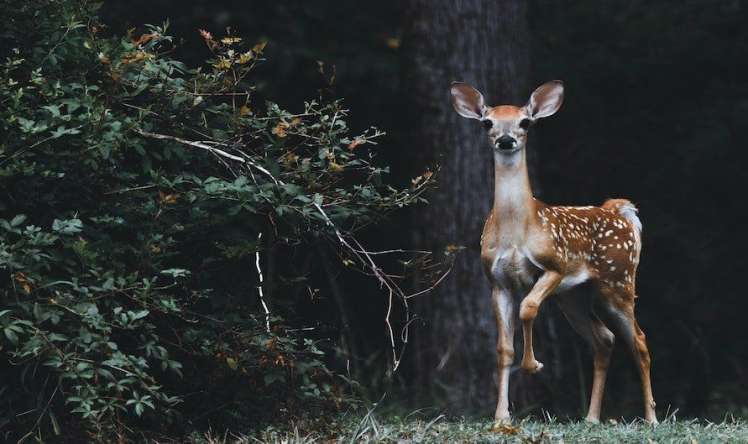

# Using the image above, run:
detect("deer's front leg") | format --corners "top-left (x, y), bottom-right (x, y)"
top-left (519, 271), bottom-right (562, 373)
top-left (492, 287), bottom-right (515, 425)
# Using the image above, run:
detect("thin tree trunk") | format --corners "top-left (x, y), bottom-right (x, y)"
top-left (402, 0), bottom-right (532, 413)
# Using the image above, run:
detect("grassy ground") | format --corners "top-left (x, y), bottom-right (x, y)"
top-left (189, 413), bottom-right (748, 443)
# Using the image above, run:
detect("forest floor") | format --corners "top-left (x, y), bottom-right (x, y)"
top-left (189, 414), bottom-right (748, 443)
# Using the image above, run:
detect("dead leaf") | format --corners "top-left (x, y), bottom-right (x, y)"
top-left (239, 104), bottom-right (252, 116)
top-left (13, 272), bottom-right (33, 294)
top-left (121, 51), bottom-right (153, 65)
top-left (329, 161), bottom-right (344, 173)
top-left (252, 41), bottom-right (268, 54)
top-left (445, 244), bottom-right (465, 254)
top-left (198, 29), bottom-right (213, 41)
top-left (385, 37), bottom-right (401, 49)
top-left (199, 29), bottom-right (219, 51)
top-left (282, 152), bottom-right (299, 167)
top-left (490, 423), bottom-right (521, 435)
top-left (221, 36), bottom-right (242, 45)
top-left (132, 33), bottom-right (158, 47)
top-left (347, 137), bottom-right (365, 151)
top-left (411, 170), bottom-right (433, 186)
top-left (272, 121), bottom-right (289, 138)
top-left (226, 357), bottom-right (238, 370)
top-left (159, 191), bottom-right (179, 205)
top-left (212, 57), bottom-right (232, 70)
top-left (274, 354), bottom-right (287, 367)
top-left (238, 51), bottom-right (253, 64)
top-left (266, 337), bottom-right (278, 351)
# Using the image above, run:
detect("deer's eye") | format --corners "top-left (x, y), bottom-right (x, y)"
top-left (519, 118), bottom-right (532, 130)
top-left (482, 120), bottom-right (493, 130)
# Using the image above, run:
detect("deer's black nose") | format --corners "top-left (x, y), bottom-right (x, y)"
top-left (496, 135), bottom-right (516, 151)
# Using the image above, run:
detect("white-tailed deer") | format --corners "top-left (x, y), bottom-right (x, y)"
top-left (450, 81), bottom-right (657, 425)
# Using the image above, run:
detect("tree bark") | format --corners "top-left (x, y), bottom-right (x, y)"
top-left (402, 0), bottom-right (533, 413)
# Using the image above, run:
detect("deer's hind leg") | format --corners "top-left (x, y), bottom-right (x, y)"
top-left (598, 286), bottom-right (657, 424)
top-left (556, 290), bottom-right (615, 423)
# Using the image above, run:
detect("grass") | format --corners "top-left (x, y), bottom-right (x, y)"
top-left (189, 412), bottom-right (748, 444)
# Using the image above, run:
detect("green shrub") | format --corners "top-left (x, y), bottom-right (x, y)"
top-left (0, 1), bottom-right (429, 441)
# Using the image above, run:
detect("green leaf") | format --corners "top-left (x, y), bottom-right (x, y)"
top-left (52, 218), bottom-right (83, 234)
top-left (160, 268), bottom-right (190, 278)
top-left (10, 214), bottom-right (27, 227)
top-left (4, 327), bottom-right (19, 344)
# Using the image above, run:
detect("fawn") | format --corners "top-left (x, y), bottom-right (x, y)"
top-left (450, 81), bottom-right (656, 425)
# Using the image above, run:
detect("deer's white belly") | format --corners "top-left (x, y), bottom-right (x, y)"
top-left (489, 246), bottom-right (540, 290)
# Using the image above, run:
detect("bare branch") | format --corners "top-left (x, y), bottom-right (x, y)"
top-left (135, 129), bottom-right (246, 163)
top-left (255, 232), bottom-right (271, 333)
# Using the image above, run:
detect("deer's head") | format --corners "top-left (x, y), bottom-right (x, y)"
top-left (450, 81), bottom-right (564, 154)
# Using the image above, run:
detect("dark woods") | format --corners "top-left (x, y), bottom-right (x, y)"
top-left (102, 0), bottom-right (748, 419)
top-left (1, 0), bottom-right (747, 441)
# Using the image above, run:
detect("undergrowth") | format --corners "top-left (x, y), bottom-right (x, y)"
top-left (192, 412), bottom-right (748, 444)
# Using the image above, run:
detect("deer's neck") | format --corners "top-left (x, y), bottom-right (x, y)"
top-left (492, 150), bottom-right (536, 234)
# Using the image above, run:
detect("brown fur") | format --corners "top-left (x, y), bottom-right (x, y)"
top-left (486, 105), bottom-right (524, 121)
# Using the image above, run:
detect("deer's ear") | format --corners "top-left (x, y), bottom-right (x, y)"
top-left (450, 82), bottom-right (486, 120)
top-left (526, 81), bottom-right (564, 119)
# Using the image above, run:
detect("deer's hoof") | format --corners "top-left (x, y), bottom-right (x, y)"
top-left (493, 417), bottom-right (511, 427)
top-left (491, 417), bottom-right (515, 432)
top-left (521, 359), bottom-right (544, 373)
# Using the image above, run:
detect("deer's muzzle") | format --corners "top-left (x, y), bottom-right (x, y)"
top-left (496, 135), bottom-right (517, 151)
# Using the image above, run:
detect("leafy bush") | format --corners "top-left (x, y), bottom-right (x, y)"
top-left (0, 1), bottom-right (430, 441)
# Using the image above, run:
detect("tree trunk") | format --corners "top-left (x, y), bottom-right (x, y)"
top-left (402, 0), bottom-right (536, 414)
